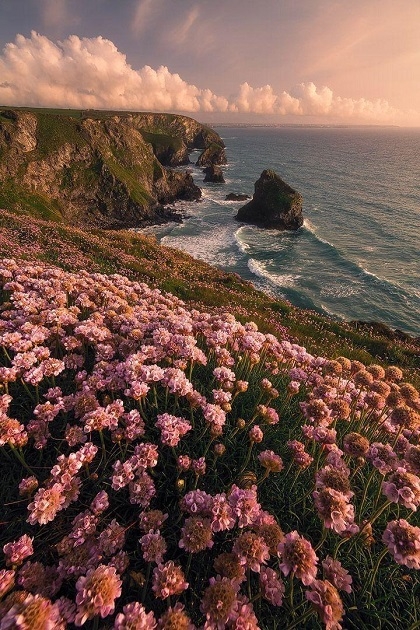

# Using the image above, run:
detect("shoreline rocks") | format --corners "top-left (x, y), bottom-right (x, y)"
top-left (235, 169), bottom-right (303, 231)
top-left (203, 165), bottom-right (225, 183)
top-left (225, 193), bottom-right (250, 201)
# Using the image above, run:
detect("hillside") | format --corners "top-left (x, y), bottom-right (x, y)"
top-left (0, 107), bottom-right (223, 228)
top-left (0, 208), bottom-right (418, 379)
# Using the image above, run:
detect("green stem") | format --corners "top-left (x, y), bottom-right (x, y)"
top-left (238, 443), bottom-right (254, 476)
top-left (99, 430), bottom-right (107, 463)
top-left (362, 547), bottom-right (389, 599)
top-left (9, 445), bottom-right (35, 476)
top-left (141, 563), bottom-right (152, 604)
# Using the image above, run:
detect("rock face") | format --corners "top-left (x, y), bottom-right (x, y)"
top-left (0, 108), bottom-right (223, 228)
top-left (196, 142), bottom-right (227, 167)
top-left (235, 170), bottom-right (303, 230)
top-left (203, 165), bottom-right (225, 183)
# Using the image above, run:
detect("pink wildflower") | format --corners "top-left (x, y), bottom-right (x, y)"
top-left (382, 519), bottom-right (420, 568)
top-left (129, 472), bottom-right (156, 507)
top-left (192, 457), bottom-right (206, 476)
top-left (75, 564), bottom-right (122, 625)
top-left (90, 490), bottom-right (109, 515)
top-left (139, 510), bottom-right (168, 532)
top-left (18, 476), bottom-right (39, 497)
top-left (0, 568), bottom-right (15, 598)
top-left (27, 483), bottom-right (66, 525)
top-left (98, 519), bottom-right (126, 556)
top-left (3, 534), bottom-right (34, 567)
top-left (140, 531), bottom-right (167, 564)
top-left (322, 556), bottom-right (353, 593)
top-left (382, 468), bottom-right (420, 510)
top-left (114, 602), bottom-right (157, 629)
top-left (179, 516), bottom-right (214, 553)
top-left (232, 531), bottom-right (269, 572)
top-left (228, 484), bottom-right (262, 527)
top-left (258, 450), bottom-right (284, 473)
top-left (249, 425), bottom-right (264, 443)
top-left (313, 488), bottom-right (356, 534)
top-left (157, 602), bottom-right (193, 630)
top-left (278, 531), bottom-right (318, 585)
top-left (156, 413), bottom-right (192, 447)
top-left (259, 566), bottom-right (285, 606)
top-left (17, 561), bottom-right (63, 598)
top-left (0, 592), bottom-right (65, 629)
top-left (305, 579), bottom-right (344, 630)
top-left (177, 455), bottom-right (192, 471)
top-left (200, 575), bottom-right (239, 628)
top-left (211, 493), bottom-right (236, 532)
top-left (229, 594), bottom-right (259, 630)
top-left (152, 561), bottom-right (188, 599)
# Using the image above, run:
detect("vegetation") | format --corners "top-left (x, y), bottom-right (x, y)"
top-left (0, 258), bottom-right (419, 629)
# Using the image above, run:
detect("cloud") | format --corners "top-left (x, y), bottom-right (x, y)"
top-left (0, 32), bottom-right (230, 113)
top-left (168, 6), bottom-right (200, 46)
top-left (232, 81), bottom-right (400, 123)
top-left (131, 0), bottom-right (157, 35)
top-left (0, 32), bottom-right (409, 123)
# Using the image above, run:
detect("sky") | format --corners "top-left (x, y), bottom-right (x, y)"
top-left (0, 0), bottom-right (420, 125)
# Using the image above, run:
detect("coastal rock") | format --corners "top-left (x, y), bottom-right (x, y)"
top-left (235, 169), bottom-right (303, 230)
top-left (196, 143), bottom-right (227, 167)
top-left (0, 108), bottom-right (218, 228)
top-left (203, 164), bottom-right (225, 183)
top-left (225, 192), bottom-right (250, 201)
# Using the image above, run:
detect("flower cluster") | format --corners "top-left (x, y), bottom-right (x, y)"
top-left (0, 259), bottom-right (419, 629)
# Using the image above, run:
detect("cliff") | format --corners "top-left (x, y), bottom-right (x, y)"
top-left (0, 108), bottom-right (223, 228)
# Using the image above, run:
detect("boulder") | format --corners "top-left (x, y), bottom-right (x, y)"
top-left (203, 164), bottom-right (225, 183)
top-left (225, 192), bottom-right (250, 201)
top-left (235, 169), bottom-right (303, 230)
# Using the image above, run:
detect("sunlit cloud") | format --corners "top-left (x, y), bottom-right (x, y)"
top-left (132, 0), bottom-right (158, 36)
top-left (168, 6), bottom-right (200, 46)
top-left (0, 32), bottom-right (411, 124)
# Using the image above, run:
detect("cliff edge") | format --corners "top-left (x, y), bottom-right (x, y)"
top-left (0, 108), bottom-right (223, 228)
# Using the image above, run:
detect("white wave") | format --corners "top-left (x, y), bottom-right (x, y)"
top-left (161, 225), bottom-right (241, 268)
top-left (303, 219), bottom-right (335, 247)
top-left (247, 258), bottom-right (300, 287)
top-left (234, 227), bottom-right (251, 254)
top-left (357, 264), bottom-right (381, 281)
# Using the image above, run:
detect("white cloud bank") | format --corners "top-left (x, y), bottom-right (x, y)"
top-left (0, 32), bottom-right (408, 124)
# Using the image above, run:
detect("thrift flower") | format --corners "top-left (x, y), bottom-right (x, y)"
top-left (278, 531), bottom-right (318, 585)
top-left (75, 564), bottom-right (122, 625)
top-left (382, 519), bottom-right (420, 568)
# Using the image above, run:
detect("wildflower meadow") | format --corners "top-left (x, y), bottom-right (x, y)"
top-left (0, 258), bottom-right (419, 629)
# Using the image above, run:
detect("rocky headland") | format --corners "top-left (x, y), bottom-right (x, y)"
top-left (0, 108), bottom-right (225, 229)
top-left (236, 169), bottom-right (304, 230)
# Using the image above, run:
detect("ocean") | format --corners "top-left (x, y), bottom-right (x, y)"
top-left (142, 126), bottom-right (420, 337)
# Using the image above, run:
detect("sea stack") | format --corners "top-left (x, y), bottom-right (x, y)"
top-left (203, 164), bottom-right (225, 183)
top-left (235, 169), bottom-right (303, 230)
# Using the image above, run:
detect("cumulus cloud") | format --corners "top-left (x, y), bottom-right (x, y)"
top-left (232, 81), bottom-right (399, 122)
top-left (0, 32), bottom-right (404, 123)
top-left (0, 32), bottom-right (230, 113)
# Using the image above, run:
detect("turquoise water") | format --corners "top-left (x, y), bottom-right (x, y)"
top-left (144, 126), bottom-right (420, 337)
